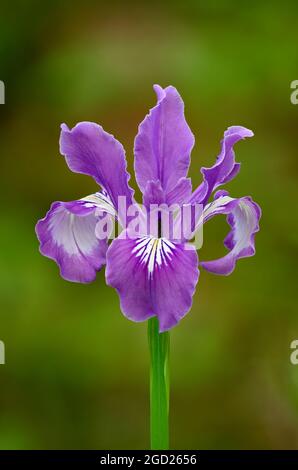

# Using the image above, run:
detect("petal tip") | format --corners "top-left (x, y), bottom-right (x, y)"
top-left (226, 126), bottom-right (254, 139)
top-left (153, 84), bottom-right (165, 101)
top-left (60, 123), bottom-right (69, 132)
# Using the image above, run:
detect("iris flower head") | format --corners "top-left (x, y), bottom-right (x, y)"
top-left (36, 85), bottom-right (261, 332)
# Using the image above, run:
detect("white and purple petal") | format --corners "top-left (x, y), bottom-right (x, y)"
top-left (190, 126), bottom-right (253, 206)
top-left (105, 235), bottom-right (199, 332)
top-left (134, 85), bottom-right (195, 205)
top-left (35, 195), bottom-right (112, 283)
top-left (200, 193), bottom-right (261, 275)
top-left (60, 122), bottom-right (134, 222)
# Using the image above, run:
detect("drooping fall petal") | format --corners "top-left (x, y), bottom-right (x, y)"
top-left (200, 192), bottom-right (261, 275)
top-left (36, 194), bottom-right (113, 283)
top-left (105, 234), bottom-right (199, 332)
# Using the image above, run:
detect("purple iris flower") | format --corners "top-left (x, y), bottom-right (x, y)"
top-left (36, 85), bottom-right (261, 332)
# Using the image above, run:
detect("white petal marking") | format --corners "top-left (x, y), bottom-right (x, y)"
top-left (81, 191), bottom-right (116, 217)
top-left (50, 209), bottom-right (98, 255)
top-left (203, 196), bottom-right (233, 221)
top-left (49, 191), bottom-right (114, 256)
top-left (132, 237), bottom-right (176, 278)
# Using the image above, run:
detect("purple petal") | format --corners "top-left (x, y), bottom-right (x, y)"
top-left (36, 196), bottom-right (110, 283)
top-left (166, 177), bottom-right (192, 206)
top-left (60, 122), bottom-right (134, 220)
top-left (105, 235), bottom-right (199, 332)
top-left (143, 180), bottom-right (166, 207)
top-left (190, 126), bottom-right (253, 206)
top-left (134, 85), bottom-right (195, 204)
top-left (143, 177), bottom-right (191, 214)
top-left (201, 193), bottom-right (261, 275)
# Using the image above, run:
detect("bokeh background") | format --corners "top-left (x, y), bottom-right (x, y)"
top-left (0, 0), bottom-right (298, 449)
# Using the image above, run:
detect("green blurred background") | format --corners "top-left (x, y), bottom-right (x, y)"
top-left (0, 0), bottom-right (298, 449)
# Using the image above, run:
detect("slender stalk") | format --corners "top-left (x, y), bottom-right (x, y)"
top-left (148, 317), bottom-right (170, 450)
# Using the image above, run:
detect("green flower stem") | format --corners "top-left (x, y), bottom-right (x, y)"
top-left (148, 316), bottom-right (170, 450)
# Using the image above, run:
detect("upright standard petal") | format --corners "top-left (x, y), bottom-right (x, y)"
top-left (106, 234), bottom-right (199, 332)
top-left (200, 192), bottom-right (261, 275)
top-left (35, 194), bottom-right (112, 283)
top-left (60, 122), bottom-right (134, 219)
top-left (134, 85), bottom-right (195, 205)
top-left (143, 177), bottom-right (192, 208)
top-left (190, 126), bottom-right (253, 206)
